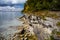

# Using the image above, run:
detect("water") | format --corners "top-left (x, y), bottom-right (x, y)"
top-left (0, 11), bottom-right (23, 26)
top-left (0, 11), bottom-right (24, 39)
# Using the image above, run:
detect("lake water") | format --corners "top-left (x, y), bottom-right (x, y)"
top-left (0, 11), bottom-right (24, 39)
top-left (0, 11), bottom-right (23, 26)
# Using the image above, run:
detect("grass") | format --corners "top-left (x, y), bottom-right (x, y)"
top-left (56, 22), bottom-right (60, 27)
top-left (50, 35), bottom-right (54, 40)
top-left (23, 11), bottom-right (60, 19)
top-left (56, 32), bottom-right (60, 35)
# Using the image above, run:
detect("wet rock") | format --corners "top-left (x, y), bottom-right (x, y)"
top-left (0, 33), bottom-right (6, 40)
top-left (20, 28), bottom-right (25, 34)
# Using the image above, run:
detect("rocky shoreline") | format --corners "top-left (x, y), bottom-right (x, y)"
top-left (12, 14), bottom-right (60, 40)
top-left (0, 14), bottom-right (60, 40)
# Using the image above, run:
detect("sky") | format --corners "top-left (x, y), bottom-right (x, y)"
top-left (0, 0), bottom-right (27, 11)
top-left (0, 0), bottom-right (27, 4)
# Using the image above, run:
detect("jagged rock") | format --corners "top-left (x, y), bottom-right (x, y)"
top-left (20, 28), bottom-right (25, 34)
top-left (12, 27), bottom-right (37, 40)
top-left (12, 14), bottom-right (60, 40)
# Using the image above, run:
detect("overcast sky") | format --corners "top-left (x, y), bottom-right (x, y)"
top-left (0, 0), bottom-right (27, 10)
top-left (0, 0), bottom-right (27, 4)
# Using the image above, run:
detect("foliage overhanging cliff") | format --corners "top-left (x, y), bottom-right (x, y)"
top-left (22, 0), bottom-right (60, 13)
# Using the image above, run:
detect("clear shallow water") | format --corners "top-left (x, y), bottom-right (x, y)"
top-left (0, 11), bottom-right (24, 39)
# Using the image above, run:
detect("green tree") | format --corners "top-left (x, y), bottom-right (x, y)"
top-left (22, 0), bottom-right (60, 12)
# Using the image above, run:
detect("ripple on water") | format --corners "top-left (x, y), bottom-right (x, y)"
top-left (0, 19), bottom-right (23, 40)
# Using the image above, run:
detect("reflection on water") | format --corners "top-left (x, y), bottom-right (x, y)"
top-left (0, 11), bottom-right (23, 26)
top-left (0, 11), bottom-right (23, 40)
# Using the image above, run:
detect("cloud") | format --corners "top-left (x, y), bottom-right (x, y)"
top-left (0, 0), bottom-right (27, 4)
top-left (12, 0), bottom-right (27, 4)
top-left (0, 0), bottom-right (26, 10)
top-left (0, 6), bottom-right (23, 11)
top-left (0, 3), bottom-right (24, 7)
top-left (0, 0), bottom-right (26, 8)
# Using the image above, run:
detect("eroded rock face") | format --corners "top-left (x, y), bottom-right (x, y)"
top-left (12, 27), bottom-right (37, 40)
top-left (11, 14), bottom-right (60, 40)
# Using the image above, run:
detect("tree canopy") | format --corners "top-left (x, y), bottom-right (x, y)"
top-left (22, 0), bottom-right (60, 12)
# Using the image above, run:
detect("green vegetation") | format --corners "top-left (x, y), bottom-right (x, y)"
top-left (22, 0), bottom-right (60, 19)
top-left (50, 35), bottom-right (54, 40)
top-left (56, 22), bottom-right (60, 27)
top-left (50, 29), bottom-right (60, 40)
top-left (22, 0), bottom-right (60, 12)
top-left (52, 29), bottom-right (57, 34)
top-left (52, 29), bottom-right (60, 35)
top-left (56, 32), bottom-right (60, 35)
top-left (45, 35), bottom-right (54, 40)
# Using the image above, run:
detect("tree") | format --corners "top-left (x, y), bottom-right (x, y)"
top-left (22, 0), bottom-right (60, 12)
